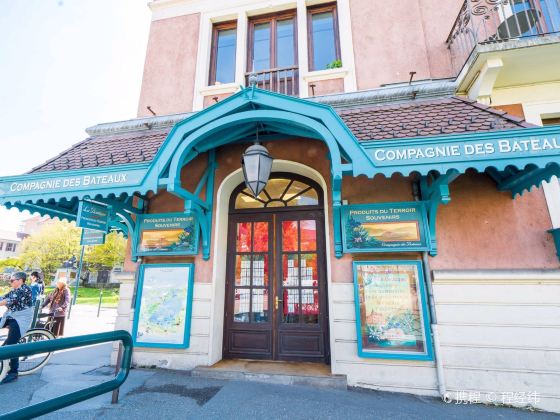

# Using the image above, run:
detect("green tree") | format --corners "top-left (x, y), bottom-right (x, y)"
top-left (0, 257), bottom-right (23, 272)
top-left (83, 232), bottom-right (127, 271)
top-left (19, 220), bottom-right (81, 277)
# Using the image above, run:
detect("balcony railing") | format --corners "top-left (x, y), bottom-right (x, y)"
top-left (245, 66), bottom-right (299, 96)
top-left (447, 0), bottom-right (560, 74)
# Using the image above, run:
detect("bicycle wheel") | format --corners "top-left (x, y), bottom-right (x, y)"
top-left (17, 328), bottom-right (55, 375)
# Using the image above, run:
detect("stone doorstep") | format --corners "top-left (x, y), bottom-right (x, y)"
top-left (192, 361), bottom-right (347, 390)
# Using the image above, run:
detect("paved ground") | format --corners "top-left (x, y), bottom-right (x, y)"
top-left (1, 305), bottom-right (557, 419)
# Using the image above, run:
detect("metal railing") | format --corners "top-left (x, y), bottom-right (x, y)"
top-left (245, 65), bottom-right (299, 96)
top-left (0, 330), bottom-right (132, 419)
top-left (447, 0), bottom-right (560, 74)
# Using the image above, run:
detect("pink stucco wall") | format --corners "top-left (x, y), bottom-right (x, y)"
top-left (430, 172), bottom-right (558, 270)
top-left (349, 0), bottom-right (462, 89)
top-left (137, 14), bottom-right (200, 117)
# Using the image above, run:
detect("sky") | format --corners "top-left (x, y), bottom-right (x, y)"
top-left (0, 0), bottom-right (151, 231)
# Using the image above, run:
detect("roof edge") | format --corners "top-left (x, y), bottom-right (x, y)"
top-left (85, 80), bottom-right (458, 137)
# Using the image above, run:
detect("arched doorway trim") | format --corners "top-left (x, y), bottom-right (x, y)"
top-left (207, 160), bottom-right (335, 367)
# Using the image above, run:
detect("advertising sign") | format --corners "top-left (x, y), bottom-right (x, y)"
top-left (80, 229), bottom-right (106, 246)
top-left (76, 201), bottom-right (109, 232)
top-left (132, 264), bottom-right (195, 348)
top-left (353, 261), bottom-right (433, 360)
top-left (135, 212), bottom-right (199, 256)
top-left (342, 202), bottom-right (429, 253)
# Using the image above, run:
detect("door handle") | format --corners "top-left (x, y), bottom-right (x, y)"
top-left (275, 296), bottom-right (283, 310)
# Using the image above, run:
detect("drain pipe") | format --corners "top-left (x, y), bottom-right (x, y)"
top-left (412, 181), bottom-right (447, 400)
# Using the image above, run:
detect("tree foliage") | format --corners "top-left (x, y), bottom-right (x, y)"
top-left (83, 232), bottom-right (127, 271)
top-left (0, 257), bottom-right (23, 272)
top-left (19, 220), bottom-right (81, 277)
top-left (18, 220), bottom-right (127, 278)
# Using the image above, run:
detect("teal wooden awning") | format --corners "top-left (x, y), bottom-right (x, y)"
top-left (1, 87), bottom-right (559, 259)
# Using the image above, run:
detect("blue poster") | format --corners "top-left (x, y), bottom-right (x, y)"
top-left (342, 202), bottom-right (429, 252)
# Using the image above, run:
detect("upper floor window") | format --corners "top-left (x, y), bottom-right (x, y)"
top-left (247, 11), bottom-right (298, 95)
top-left (0, 242), bottom-right (3, 251)
top-left (308, 4), bottom-right (340, 71)
top-left (209, 21), bottom-right (237, 85)
top-left (6, 243), bottom-right (15, 252)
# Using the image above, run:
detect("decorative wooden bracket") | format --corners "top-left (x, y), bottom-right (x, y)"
top-left (167, 150), bottom-right (217, 260)
top-left (420, 170), bottom-right (459, 256)
top-left (332, 174), bottom-right (343, 258)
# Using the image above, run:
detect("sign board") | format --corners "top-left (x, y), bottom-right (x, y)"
top-left (135, 212), bottom-right (199, 256)
top-left (0, 167), bottom-right (147, 199)
top-left (353, 261), bottom-right (433, 360)
top-left (76, 201), bottom-right (109, 232)
top-left (132, 263), bottom-right (195, 348)
top-left (80, 229), bottom-right (106, 246)
top-left (367, 134), bottom-right (560, 167)
top-left (342, 202), bottom-right (429, 253)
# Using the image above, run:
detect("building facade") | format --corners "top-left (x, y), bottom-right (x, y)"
top-left (0, 230), bottom-right (21, 260)
top-left (1, 0), bottom-right (560, 413)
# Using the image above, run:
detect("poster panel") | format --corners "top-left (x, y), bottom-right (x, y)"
top-left (135, 213), bottom-right (199, 256)
top-left (342, 202), bottom-right (429, 252)
top-left (132, 263), bottom-right (195, 348)
top-left (353, 261), bottom-right (433, 360)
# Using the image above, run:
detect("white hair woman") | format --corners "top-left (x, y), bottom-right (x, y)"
top-left (42, 278), bottom-right (70, 337)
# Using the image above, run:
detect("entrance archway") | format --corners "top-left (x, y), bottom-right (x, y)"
top-left (223, 174), bottom-right (330, 363)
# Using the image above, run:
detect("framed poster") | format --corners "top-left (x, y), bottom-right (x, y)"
top-left (353, 261), bottom-right (433, 360)
top-left (135, 212), bottom-right (199, 257)
top-left (342, 202), bottom-right (429, 253)
top-left (132, 263), bottom-right (195, 348)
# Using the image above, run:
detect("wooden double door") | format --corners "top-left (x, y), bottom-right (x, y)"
top-left (223, 210), bottom-right (330, 363)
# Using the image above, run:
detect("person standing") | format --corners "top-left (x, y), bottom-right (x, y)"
top-left (42, 278), bottom-right (70, 337)
top-left (29, 271), bottom-right (44, 304)
top-left (0, 271), bottom-right (34, 384)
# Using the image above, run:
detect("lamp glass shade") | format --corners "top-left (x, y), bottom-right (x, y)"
top-left (241, 144), bottom-right (273, 197)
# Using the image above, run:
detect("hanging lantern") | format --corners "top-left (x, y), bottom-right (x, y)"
top-left (241, 143), bottom-right (273, 197)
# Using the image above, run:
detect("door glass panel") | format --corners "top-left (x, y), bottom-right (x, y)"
top-left (301, 289), bottom-right (319, 324)
top-left (264, 178), bottom-right (291, 199)
top-left (286, 188), bottom-right (319, 206)
top-left (234, 289), bottom-right (250, 323)
top-left (253, 22), bottom-right (271, 71)
top-left (235, 255), bottom-right (252, 286)
top-left (300, 254), bottom-right (318, 287)
top-left (283, 289), bottom-right (300, 323)
top-left (236, 222), bottom-right (252, 252)
top-left (283, 254), bottom-right (299, 286)
top-left (252, 254), bottom-right (268, 286)
top-left (276, 19), bottom-right (295, 68)
top-left (252, 289), bottom-right (269, 323)
top-left (282, 220), bottom-right (298, 251)
top-left (300, 220), bottom-right (317, 251)
top-left (253, 222), bottom-right (269, 252)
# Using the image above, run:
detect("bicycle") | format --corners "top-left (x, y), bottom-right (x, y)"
top-left (0, 307), bottom-right (56, 379)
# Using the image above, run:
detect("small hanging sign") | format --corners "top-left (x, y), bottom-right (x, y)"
top-left (135, 212), bottom-right (199, 257)
top-left (80, 228), bottom-right (106, 246)
top-left (76, 200), bottom-right (109, 232)
top-left (342, 202), bottom-right (429, 253)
